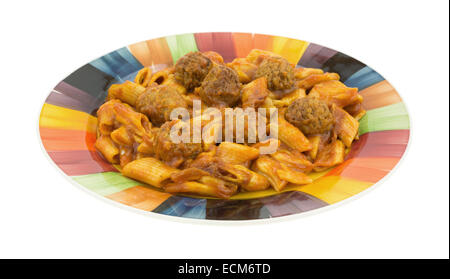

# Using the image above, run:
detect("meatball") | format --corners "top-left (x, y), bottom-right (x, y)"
top-left (174, 52), bottom-right (212, 91)
top-left (255, 56), bottom-right (294, 91)
top-left (136, 85), bottom-right (188, 126)
top-left (199, 65), bottom-right (241, 107)
top-left (285, 98), bottom-right (334, 135)
top-left (154, 120), bottom-right (203, 167)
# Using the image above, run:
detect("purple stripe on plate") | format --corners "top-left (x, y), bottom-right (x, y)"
top-left (297, 43), bottom-right (338, 68)
top-left (45, 82), bottom-right (103, 115)
top-left (261, 191), bottom-right (328, 217)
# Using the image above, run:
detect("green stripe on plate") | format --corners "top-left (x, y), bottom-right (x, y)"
top-left (359, 102), bottom-right (410, 135)
top-left (72, 172), bottom-right (139, 196)
top-left (165, 34), bottom-right (198, 63)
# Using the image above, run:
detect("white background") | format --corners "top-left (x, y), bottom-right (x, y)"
top-left (0, 0), bottom-right (448, 259)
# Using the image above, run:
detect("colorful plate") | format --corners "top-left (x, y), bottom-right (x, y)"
top-left (39, 32), bottom-right (410, 221)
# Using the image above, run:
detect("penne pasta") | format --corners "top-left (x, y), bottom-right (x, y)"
top-left (162, 74), bottom-right (187, 95)
top-left (96, 100), bottom-right (119, 135)
top-left (296, 72), bottom-right (340, 89)
top-left (112, 101), bottom-right (152, 137)
top-left (241, 77), bottom-right (269, 108)
top-left (134, 67), bottom-right (153, 87)
top-left (122, 157), bottom-right (178, 188)
top-left (110, 126), bottom-right (134, 146)
top-left (270, 148), bottom-right (313, 173)
top-left (246, 49), bottom-right (281, 65)
top-left (307, 135), bottom-right (321, 161)
top-left (271, 88), bottom-right (306, 108)
top-left (294, 67), bottom-right (324, 80)
top-left (119, 145), bottom-right (134, 168)
top-left (308, 80), bottom-right (361, 108)
top-left (332, 105), bottom-right (360, 147)
top-left (226, 164), bottom-right (270, 192)
top-left (216, 142), bottom-right (260, 165)
top-left (95, 135), bottom-right (119, 164)
top-left (344, 102), bottom-right (366, 121)
top-left (276, 167), bottom-right (312, 185)
top-left (314, 140), bottom-right (345, 170)
top-left (164, 179), bottom-right (237, 199)
top-left (136, 139), bottom-right (154, 155)
top-left (107, 81), bottom-right (146, 106)
top-left (227, 58), bottom-right (258, 83)
top-left (149, 68), bottom-right (173, 85)
top-left (252, 156), bottom-right (287, 191)
top-left (277, 115), bottom-right (312, 152)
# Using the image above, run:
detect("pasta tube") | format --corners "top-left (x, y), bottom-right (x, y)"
top-left (252, 156), bottom-right (287, 191)
top-left (294, 67), bottom-right (324, 80)
top-left (107, 81), bottom-right (145, 106)
top-left (134, 67), bottom-right (152, 87)
top-left (122, 157), bottom-right (178, 188)
top-left (149, 68), bottom-right (173, 85)
top-left (164, 178), bottom-right (237, 199)
top-left (216, 142), bottom-right (260, 165)
top-left (110, 126), bottom-right (134, 146)
top-left (332, 105), bottom-right (359, 147)
top-left (95, 135), bottom-right (119, 164)
top-left (162, 74), bottom-right (187, 95)
top-left (96, 99), bottom-right (120, 135)
top-left (296, 73), bottom-right (340, 89)
top-left (277, 115), bottom-right (312, 152)
top-left (271, 88), bottom-right (306, 108)
top-left (308, 80), bottom-right (360, 108)
top-left (227, 58), bottom-right (258, 83)
top-left (241, 77), bottom-right (269, 108)
top-left (314, 140), bottom-right (345, 170)
top-left (119, 145), bottom-right (134, 168)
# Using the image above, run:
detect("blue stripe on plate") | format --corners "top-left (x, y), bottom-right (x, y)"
top-left (344, 66), bottom-right (385, 90)
top-left (90, 47), bottom-right (143, 82)
top-left (153, 196), bottom-right (206, 219)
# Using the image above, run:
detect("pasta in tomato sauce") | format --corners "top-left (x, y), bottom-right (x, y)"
top-left (95, 49), bottom-right (365, 199)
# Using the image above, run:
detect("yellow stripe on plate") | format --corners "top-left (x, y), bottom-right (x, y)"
top-left (39, 103), bottom-right (97, 134)
top-left (271, 37), bottom-right (309, 65)
top-left (296, 176), bottom-right (373, 204)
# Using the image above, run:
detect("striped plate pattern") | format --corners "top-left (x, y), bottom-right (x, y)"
top-left (39, 32), bottom-right (410, 220)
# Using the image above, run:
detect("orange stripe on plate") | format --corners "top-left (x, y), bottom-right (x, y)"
top-left (128, 38), bottom-right (173, 68)
top-left (326, 157), bottom-right (400, 183)
top-left (360, 80), bottom-right (402, 110)
top-left (39, 103), bottom-right (97, 134)
top-left (231, 33), bottom-right (273, 58)
top-left (271, 36), bottom-right (309, 65)
top-left (106, 185), bottom-right (172, 211)
top-left (297, 176), bottom-right (373, 204)
top-left (40, 127), bottom-right (96, 151)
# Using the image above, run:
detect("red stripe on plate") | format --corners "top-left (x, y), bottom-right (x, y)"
top-left (194, 32), bottom-right (237, 62)
top-left (326, 157), bottom-right (401, 183)
top-left (346, 130), bottom-right (410, 160)
top-left (47, 150), bottom-right (117, 176)
top-left (40, 127), bottom-right (96, 151)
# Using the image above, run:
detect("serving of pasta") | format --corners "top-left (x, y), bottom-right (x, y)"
top-left (95, 49), bottom-right (365, 199)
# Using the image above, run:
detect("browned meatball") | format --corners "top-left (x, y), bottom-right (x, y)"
top-left (174, 52), bottom-right (212, 91)
top-left (255, 56), bottom-right (294, 91)
top-left (285, 98), bottom-right (334, 135)
top-left (199, 65), bottom-right (241, 107)
top-left (154, 120), bottom-right (203, 167)
top-left (136, 85), bottom-right (188, 126)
